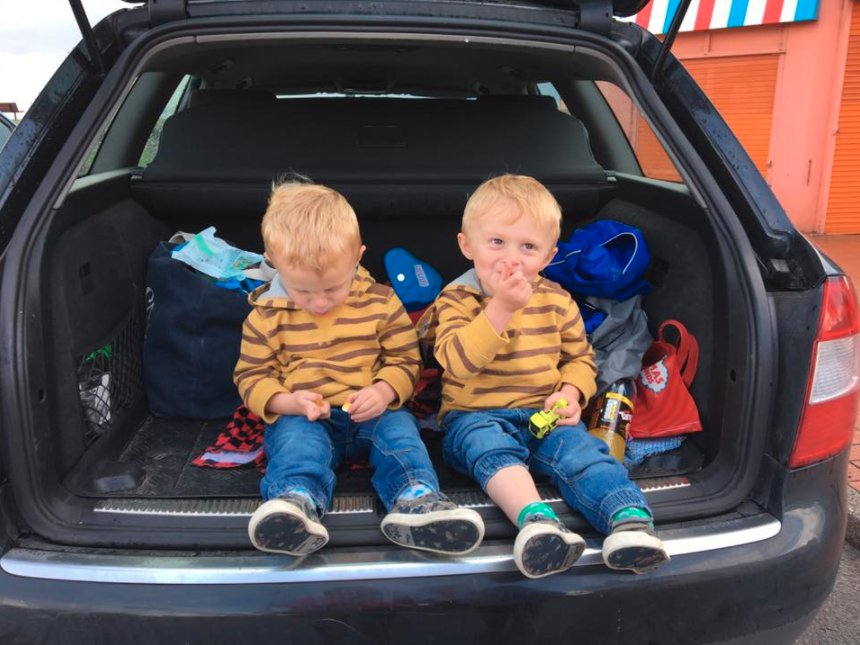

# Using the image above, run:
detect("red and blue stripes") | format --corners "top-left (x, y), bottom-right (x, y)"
top-left (622, 0), bottom-right (819, 34)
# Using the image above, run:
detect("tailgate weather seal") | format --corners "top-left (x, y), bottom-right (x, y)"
top-left (1, 513), bottom-right (779, 585)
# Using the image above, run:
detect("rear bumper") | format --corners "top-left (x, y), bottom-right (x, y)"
top-left (0, 453), bottom-right (847, 645)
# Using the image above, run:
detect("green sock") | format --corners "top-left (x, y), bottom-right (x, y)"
top-left (611, 507), bottom-right (653, 528)
top-left (516, 502), bottom-right (558, 529)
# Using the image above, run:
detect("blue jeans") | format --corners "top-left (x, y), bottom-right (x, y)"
top-left (261, 407), bottom-right (439, 514)
top-left (442, 409), bottom-right (649, 535)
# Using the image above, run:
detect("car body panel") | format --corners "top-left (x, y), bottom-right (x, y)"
top-left (0, 2), bottom-right (849, 644)
top-left (0, 452), bottom-right (846, 644)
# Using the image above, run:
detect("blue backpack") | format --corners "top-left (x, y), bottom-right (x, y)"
top-left (544, 220), bottom-right (651, 301)
top-left (384, 247), bottom-right (443, 312)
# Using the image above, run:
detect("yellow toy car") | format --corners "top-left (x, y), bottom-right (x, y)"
top-left (528, 398), bottom-right (568, 439)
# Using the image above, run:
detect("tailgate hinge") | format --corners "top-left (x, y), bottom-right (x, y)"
top-left (577, 0), bottom-right (612, 37)
top-left (149, 0), bottom-right (188, 27)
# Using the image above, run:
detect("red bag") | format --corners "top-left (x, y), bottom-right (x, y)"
top-left (627, 320), bottom-right (703, 439)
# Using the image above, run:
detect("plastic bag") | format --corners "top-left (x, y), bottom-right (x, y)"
top-left (171, 227), bottom-right (264, 281)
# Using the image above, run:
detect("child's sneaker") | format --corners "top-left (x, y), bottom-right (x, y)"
top-left (248, 492), bottom-right (329, 556)
top-left (602, 508), bottom-right (670, 574)
top-left (381, 491), bottom-right (484, 555)
top-left (513, 515), bottom-right (586, 579)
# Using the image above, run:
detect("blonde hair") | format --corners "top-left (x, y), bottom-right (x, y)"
top-left (462, 174), bottom-right (561, 242)
top-left (262, 179), bottom-right (362, 274)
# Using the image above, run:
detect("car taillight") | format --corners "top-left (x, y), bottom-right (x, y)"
top-left (789, 276), bottom-right (860, 468)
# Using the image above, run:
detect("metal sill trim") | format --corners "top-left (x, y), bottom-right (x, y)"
top-left (1, 513), bottom-right (779, 585)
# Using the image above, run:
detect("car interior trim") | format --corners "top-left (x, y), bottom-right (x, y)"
top-left (89, 479), bottom-right (692, 518)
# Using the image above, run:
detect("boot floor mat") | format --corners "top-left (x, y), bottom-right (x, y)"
top-left (66, 416), bottom-right (704, 498)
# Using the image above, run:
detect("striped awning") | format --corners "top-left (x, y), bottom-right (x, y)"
top-left (619, 0), bottom-right (820, 35)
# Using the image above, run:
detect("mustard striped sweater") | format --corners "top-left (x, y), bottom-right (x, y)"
top-left (420, 269), bottom-right (597, 420)
top-left (234, 266), bottom-right (421, 423)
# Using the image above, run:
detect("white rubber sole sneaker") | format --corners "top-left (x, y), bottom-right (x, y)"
top-left (380, 507), bottom-right (485, 556)
top-left (602, 529), bottom-right (670, 574)
top-left (248, 498), bottom-right (329, 556)
top-left (513, 521), bottom-right (586, 579)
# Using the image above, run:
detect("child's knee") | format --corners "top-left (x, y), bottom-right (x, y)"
top-left (266, 419), bottom-right (330, 456)
top-left (472, 453), bottom-right (529, 489)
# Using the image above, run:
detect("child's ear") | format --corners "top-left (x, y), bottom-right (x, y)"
top-left (356, 244), bottom-right (367, 265)
top-left (540, 246), bottom-right (558, 271)
top-left (457, 232), bottom-right (474, 260)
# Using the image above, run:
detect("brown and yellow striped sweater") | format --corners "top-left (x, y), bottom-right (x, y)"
top-left (234, 266), bottom-right (421, 424)
top-left (419, 269), bottom-right (597, 421)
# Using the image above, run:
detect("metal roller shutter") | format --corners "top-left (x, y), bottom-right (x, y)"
top-left (683, 55), bottom-right (779, 179)
top-left (599, 54), bottom-right (778, 184)
top-left (614, 54), bottom-right (779, 182)
top-left (825, 4), bottom-right (860, 234)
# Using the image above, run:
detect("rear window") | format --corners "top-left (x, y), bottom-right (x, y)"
top-left (139, 75), bottom-right (191, 168)
top-left (596, 81), bottom-right (683, 183)
top-left (0, 121), bottom-right (12, 149)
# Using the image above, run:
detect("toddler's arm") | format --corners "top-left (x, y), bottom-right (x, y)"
top-left (557, 300), bottom-right (598, 408)
top-left (233, 310), bottom-right (290, 423)
top-left (433, 290), bottom-right (509, 380)
top-left (373, 296), bottom-right (422, 406)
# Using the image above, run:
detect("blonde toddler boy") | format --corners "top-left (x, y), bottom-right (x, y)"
top-left (235, 180), bottom-right (484, 557)
top-left (421, 174), bottom-right (669, 578)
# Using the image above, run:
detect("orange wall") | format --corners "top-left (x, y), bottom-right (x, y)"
top-left (670, 0), bottom-right (854, 233)
top-left (823, 4), bottom-right (860, 234)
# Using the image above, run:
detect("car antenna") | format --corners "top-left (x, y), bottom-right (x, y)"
top-left (67, 0), bottom-right (106, 77)
top-left (650, 0), bottom-right (693, 84)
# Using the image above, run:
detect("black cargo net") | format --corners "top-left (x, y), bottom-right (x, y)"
top-left (75, 307), bottom-right (145, 445)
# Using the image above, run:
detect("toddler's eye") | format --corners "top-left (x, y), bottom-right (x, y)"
top-left (490, 238), bottom-right (503, 245)
top-left (327, 280), bottom-right (349, 293)
top-left (523, 243), bottom-right (536, 251)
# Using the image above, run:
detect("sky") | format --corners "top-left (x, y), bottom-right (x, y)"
top-left (1, 0), bottom-right (129, 117)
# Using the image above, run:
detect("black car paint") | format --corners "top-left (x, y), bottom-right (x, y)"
top-left (0, 2), bottom-right (845, 643)
top-left (1, 0), bottom-right (783, 549)
top-left (0, 30), bottom-right (119, 255)
top-left (0, 453), bottom-right (846, 645)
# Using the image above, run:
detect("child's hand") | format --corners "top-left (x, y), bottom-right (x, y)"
top-left (544, 386), bottom-right (583, 426)
top-left (315, 398), bottom-right (332, 420)
top-left (268, 391), bottom-right (330, 421)
top-left (346, 381), bottom-right (397, 423)
top-left (490, 260), bottom-right (533, 312)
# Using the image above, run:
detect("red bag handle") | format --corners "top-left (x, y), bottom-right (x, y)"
top-left (657, 320), bottom-right (699, 387)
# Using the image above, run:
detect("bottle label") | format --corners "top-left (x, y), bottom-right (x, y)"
top-left (605, 391), bottom-right (634, 411)
top-left (589, 389), bottom-right (635, 462)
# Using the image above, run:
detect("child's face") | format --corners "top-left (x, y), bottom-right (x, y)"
top-left (457, 201), bottom-right (557, 296)
top-left (269, 246), bottom-right (365, 316)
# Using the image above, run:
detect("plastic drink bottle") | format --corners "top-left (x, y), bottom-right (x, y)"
top-left (587, 378), bottom-right (636, 462)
